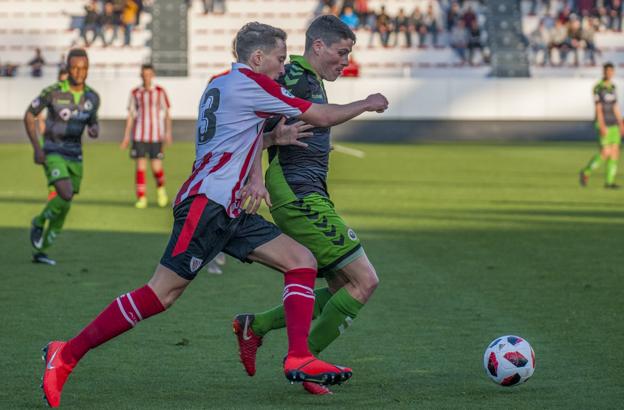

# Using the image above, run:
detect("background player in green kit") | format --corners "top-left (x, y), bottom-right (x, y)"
top-left (25, 49), bottom-right (100, 265)
top-left (233, 16), bottom-right (381, 394)
top-left (580, 62), bottom-right (624, 189)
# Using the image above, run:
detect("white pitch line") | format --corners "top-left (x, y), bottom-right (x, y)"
top-left (333, 144), bottom-right (366, 158)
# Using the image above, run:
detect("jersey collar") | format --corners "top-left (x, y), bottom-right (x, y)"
top-left (232, 62), bottom-right (252, 71)
top-left (290, 55), bottom-right (321, 80)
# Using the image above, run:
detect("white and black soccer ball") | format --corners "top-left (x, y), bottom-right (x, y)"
top-left (483, 335), bottom-right (535, 386)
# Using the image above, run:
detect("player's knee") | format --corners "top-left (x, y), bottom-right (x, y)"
top-left (359, 267), bottom-right (379, 301)
top-left (58, 191), bottom-right (74, 201)
top-left (288, 245), bottom-right (317, 271)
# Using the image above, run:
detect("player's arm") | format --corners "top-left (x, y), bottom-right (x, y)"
top-left (240, 139), bottom-right (272, 214)
top-left (263, 117), bottom-right (313, 149)
top-left (87, 93), bottom-right (100, 139)
top-left (164, 107), bottom-right (173, 145)
top-left (596, 102), bottom-right (607, 137)
top-left (613, 102), bottom-right (624, 135)
top-left (299, 94), bottom-right (388, 128)
top-left (24, 89), bottom-right (52, 165)
top-left (121, 93), bottom-right (135, 149)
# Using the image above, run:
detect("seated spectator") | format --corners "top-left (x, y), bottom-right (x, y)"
top-left (354, 0), bottom-right (369, 29)
top-left (450, 19), bottom-right (469, 63)
top-left (447, 2), bottom-right (462, 31)
top-left (340, 6), bottom-right (359, 30)
top-left (28, 48), bottom-right (45, 77)
top-left (549, 19), bottom-right (569, 66)
top-left (530, 20), bottom-right (550, 66)
top-left (411, 7), bottom-right (427, 48)
top-left (97, 1), bottom-right (119, 47)
top-left (202, 0), bottom-right (226, 15)
top-left (81, 0), bottom-right (100, 47)
top-left (581, 16), bottom-right (598, 66)
top-left (423, 4), bottom-right (441, 47)
top-left (393, 8), bottom-right (412, 48)
top-left (372, 6), bottom-right (391, 47)
top-left (467, 20), bottom-right (485, 65)
top-left (609, 0), bottom-right (622, 31)
top-left (121, 0), bottom-right (139, 47)
top-left (565, 17), bottom-right (583, 67)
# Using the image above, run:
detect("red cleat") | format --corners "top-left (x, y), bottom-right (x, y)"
top-left (232, 314), bottom-right (263, 376)
top-left (303, 381), bottom-right (333, 395)
top-left (284, 355), bottom-right (352, 386)
top-left (41, 341), bottom-right (74, 408)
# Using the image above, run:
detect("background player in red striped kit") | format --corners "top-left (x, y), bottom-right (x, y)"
top-left (121, 63), bottom-right (172, 208)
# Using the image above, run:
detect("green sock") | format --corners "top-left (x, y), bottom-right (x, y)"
top-left (308, 287), bottom-right (364, 355)
top-left (606, 159), bottom-right (618, 185)
top-left (583, 154), bottom-right (603, 176)
top-left (40, 196), bottom-right (71, 251)
top-left (252, 287), bottom-right (333, 337)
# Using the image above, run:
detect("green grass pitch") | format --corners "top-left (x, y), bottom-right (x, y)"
top-left (1, 141), bottom-right (623, 409)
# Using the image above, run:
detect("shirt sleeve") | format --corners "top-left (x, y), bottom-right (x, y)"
top-left (27, 85), bottom-right (54, 116)
top-left (127, 91), bottom-right (136, 116)
top-left (239, 68), bottom-right (312, 118)
top-left (160, 88), bottom-right (171, 110)
top-left (87, 92), bottom-right (100, 126)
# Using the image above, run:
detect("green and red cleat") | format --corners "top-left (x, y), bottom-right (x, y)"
top-left (579, 171), bottom-right (589, 187)
top-left (284, 356), bottom-right (352, 386)
top-left (41, 341), bottom-right (74, 408)
top-left (232, 314), bottom-right (263, 376)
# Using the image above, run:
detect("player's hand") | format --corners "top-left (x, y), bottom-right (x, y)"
top-left (273, 117), bottom-right (313, 148)
top-left (599, 126), bottom-right (607, 137)
top-left (120, 137), bottom-right (130, 150)
top-left (87, 123), bottom-right (99, 139)
top-left (34, 149), bottom-right (45, 165)
top-left (165, 133), bottom-right (173, 146)
top-left (364, 93), bottom-right (389, 113)
top-left (240, 178), bottom-right (272, 214)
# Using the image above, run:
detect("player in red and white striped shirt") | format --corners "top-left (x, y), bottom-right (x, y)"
top-left (41, 22), bottom-right (388, 407)
top-left (121, 64), bottom-right (172, 208)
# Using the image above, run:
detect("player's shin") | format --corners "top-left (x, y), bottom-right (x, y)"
top-left (308, 287), bottom-right (363, 355)
top-left (62, 285), bottom-right (165, 365)
top-left (283, 268), bottom-right (317, 357)
top-left (251, 287), bottom-right (333, 336)
top-left (41, 198), bottom-right (71, 250)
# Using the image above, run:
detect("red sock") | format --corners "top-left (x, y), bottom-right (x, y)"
top-left (153, 169), bottom-right (165, 187)
top-left (63, 285), bottom-right (164, 365)
top-left (283, 268), bottom-right (317, 358)
top-left (136, 169), bottom-right (146, 198)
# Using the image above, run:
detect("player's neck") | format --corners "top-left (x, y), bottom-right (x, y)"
top-left (143, 83), bottom-right (153, 90)
top-left (68, 83), bottom-right (85, 93)
top-left (302, 53), bottom-right (322, 78)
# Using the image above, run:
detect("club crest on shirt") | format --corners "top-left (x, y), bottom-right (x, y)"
top-left (59, 108), bottom-right (72, 121)
top-left (281, 88), bottom-right (295, 99)
top-left (84, 100), bottom-right (93, 111)
top-left (190, 256), bottom-right (203, 273)
top-left (348, 228), bottom-right (358, 241)
top-left (31, 98), bottom-right (41, 109)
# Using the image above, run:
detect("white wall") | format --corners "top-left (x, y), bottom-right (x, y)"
top-left (1, 76), bottom-right (621, 121)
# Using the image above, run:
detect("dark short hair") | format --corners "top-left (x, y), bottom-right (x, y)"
top-left (66, 48), bottom-right (88, 65)
top-left (141, 63), bottom-right (155, 72)
top-left (604, 62), bottom-right (615, 70)
top-left (305, 15), bottom-right (356, 51)
top-left (235, 22), bottom-right (287, 63)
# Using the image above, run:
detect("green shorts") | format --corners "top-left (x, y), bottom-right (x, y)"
top-left (270, 193), bottom-right (363, 277)
top-left (44, 154), bottom-right (83, 193)
top-left (596, 123), bottom-right (621, 147)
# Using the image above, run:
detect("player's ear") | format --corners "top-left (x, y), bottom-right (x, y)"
top-left (250, 49), bottom-right (263, 68)
top-left (313, 39), bottom-right (324, 55)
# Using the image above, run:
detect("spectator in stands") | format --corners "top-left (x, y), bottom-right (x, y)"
top-left (462, 6), bottom-right (477, 30)
top-left (549, 19), bottom-right (569, 66)
top-left (530, 20), bottom-right (551, 66)
top-left (423, 4), bottom-right (441, 47)
top-left (121, 0), bottom-right (139, 47)
top-left (581, 16), bottom-right (598, 66)
top-left (81, 0), bottom-right (100, 47)
top-left (447, 2), bottom-right (462, 31)
top-left (202, 0), bottom-right (226, 15)
top-left (411, 7), bottom-right (427, 48)
top-left (393, 8), bottom-right (412, 48)
top-left (354, 0), bottom-right (369, 28)
top-left (340, 5), bottom-right (359, 30)
top-left (467, 20), bottom-right (485, 65)
top-left (98, 1), bottom-right (120, 47)
top-left (373, 6), bottom-right (391, 47)
top-left (609, 0), bottom-right (622, 31)
top-left (450, 19), bottom-right (469, 63)
top-left (28, 48), bottom-right (46, 77)
top-left (558, 5), bottom-right (572, 24)
top-left (565, 17), bottom-right (583, 67)
top-left (597, 6), bottom-right (611, 31)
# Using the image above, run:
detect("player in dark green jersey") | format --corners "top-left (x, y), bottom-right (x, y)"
top-left (580, 62), bottom-right (624, 189)
top-left (25, 49), bottom-right (100, 265)
top-left (233, 16), bottom-right (382, 395)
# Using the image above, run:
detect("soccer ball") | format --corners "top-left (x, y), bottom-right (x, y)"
top-left (483, 335), bottom-right (535, 386)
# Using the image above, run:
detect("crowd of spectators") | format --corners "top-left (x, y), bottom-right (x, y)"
top-left (527, 1), bottom-right (623, 66)
top-left (79, 0), bottom-right (145, 48)
top-left (316, 1), bottom-right (489, 65)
